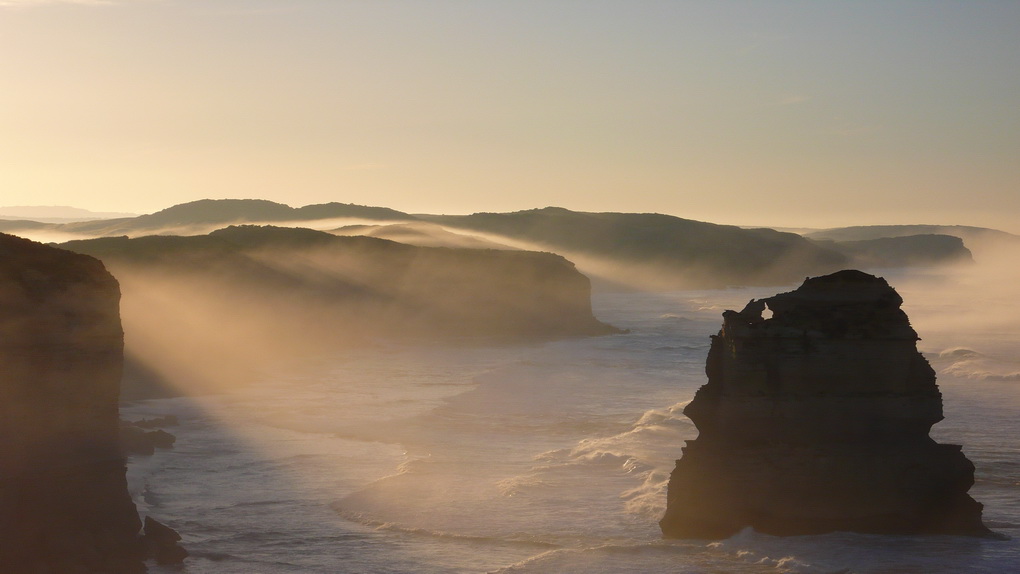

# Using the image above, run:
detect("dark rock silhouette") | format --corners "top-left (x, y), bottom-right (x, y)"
top-left (120, 422), bottom-right (177, 456)
top-left (0, 233), bottom-right (185, 572)
top-left (0, 233), bottom-right (145, 572)
top-left (660, 270), bottom-right (990, 539)
top-left (142, 517), bottom-right (188, 565)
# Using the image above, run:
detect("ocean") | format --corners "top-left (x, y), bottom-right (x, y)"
top-left (124, 273), bottom-right (1020, 573)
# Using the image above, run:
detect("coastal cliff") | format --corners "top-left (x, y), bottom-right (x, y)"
top-left (60, 226), bottom-right (617, 398)
top-left (63, 224), bottom-right (618, 340)
top-left (0, 233), bottom-right (180, 572)
top-left (660, 270), bottom-right (989, 538)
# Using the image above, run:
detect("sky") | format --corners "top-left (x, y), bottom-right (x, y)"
top-left (1, 0), bottom-right (1018, 231)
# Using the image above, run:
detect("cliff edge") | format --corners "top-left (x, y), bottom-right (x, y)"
top-left (0, 233), bottom-right (176, 572)
top-left (64, 225), bottom-right (618, 341)
top-left (660, 269), bottom-right (989, 538)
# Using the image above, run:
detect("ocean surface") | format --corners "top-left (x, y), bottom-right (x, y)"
top-left (124, 272), bottom-right (1020, 573)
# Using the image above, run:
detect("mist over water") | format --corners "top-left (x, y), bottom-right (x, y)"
top-left (122, 254), bottom-right (1020, 573)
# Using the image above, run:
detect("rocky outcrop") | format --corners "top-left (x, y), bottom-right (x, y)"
top-left (0, 233), bottom-right (184, 572)
top-left (120, 415), bottom-right (178, 455)
top-left (64, 225), bottom-right (618, 341)
top-left (660, 270), bottom-right (989, 538)
top-left (120, 421), bottom-right (177, 456)
top-left (142, 517), bottom-right (188, 565)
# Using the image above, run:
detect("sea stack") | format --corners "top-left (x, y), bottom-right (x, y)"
top-left (660, 269), bottom-right (989, 538)
top-left (0, 233), bottom-right (155, 572)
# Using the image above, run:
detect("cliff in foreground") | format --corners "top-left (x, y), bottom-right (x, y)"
top-left (0, 233), bottom-right (143, 571)
top-left (660, 270), bottom-right (989, 539)
top-left (0, 233), bottom-right (183, 572)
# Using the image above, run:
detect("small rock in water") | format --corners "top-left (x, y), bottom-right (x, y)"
top-left (143, 516), bottom-right (188, 565)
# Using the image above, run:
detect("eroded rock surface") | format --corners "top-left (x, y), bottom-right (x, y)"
top-left (660, 269), bottom-right (989, 538)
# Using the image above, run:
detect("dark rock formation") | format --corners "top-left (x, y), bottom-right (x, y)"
top-left (0, 233), bottom-right (184, 572)
top-left (0, 233), bottom-right (144, 572)
top-left (142, 517), bottom-right (188, 565)
top-left (660, 270), bottom-right (990, 539)
top-left (120, 421), bottom-right (177, 456)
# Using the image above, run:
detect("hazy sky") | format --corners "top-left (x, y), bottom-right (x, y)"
top-left (2, 1), bottom-right (1018, 231)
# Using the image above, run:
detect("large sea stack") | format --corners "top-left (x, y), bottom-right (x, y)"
top-left (660, 269), bottom-right (989, 538)
top-left (0, 233), bottom-right (153, 572)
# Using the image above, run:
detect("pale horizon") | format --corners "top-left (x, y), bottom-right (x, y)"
top-left (2, 1), bottom-right (1018, 233)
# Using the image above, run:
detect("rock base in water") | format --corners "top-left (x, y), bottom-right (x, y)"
top-left (660, 270), bottom-right (990, 539)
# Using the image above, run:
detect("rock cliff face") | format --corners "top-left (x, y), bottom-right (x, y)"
top-left (0, 233), bottom-right (146, 573)
top-left (63, 225), bottom-right (618, 340)
top-left (660, 270), bottom-right (989, 539)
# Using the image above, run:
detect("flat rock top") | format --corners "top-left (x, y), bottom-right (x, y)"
top-left (0, 233), bottom-right (114, 297)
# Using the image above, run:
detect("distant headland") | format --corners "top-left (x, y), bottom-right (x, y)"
top-left (3, 198), bottom-right (1003, 290)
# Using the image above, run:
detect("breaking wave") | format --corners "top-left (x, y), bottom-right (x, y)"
top-left (933, 347), bottom-right (1020, 382)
